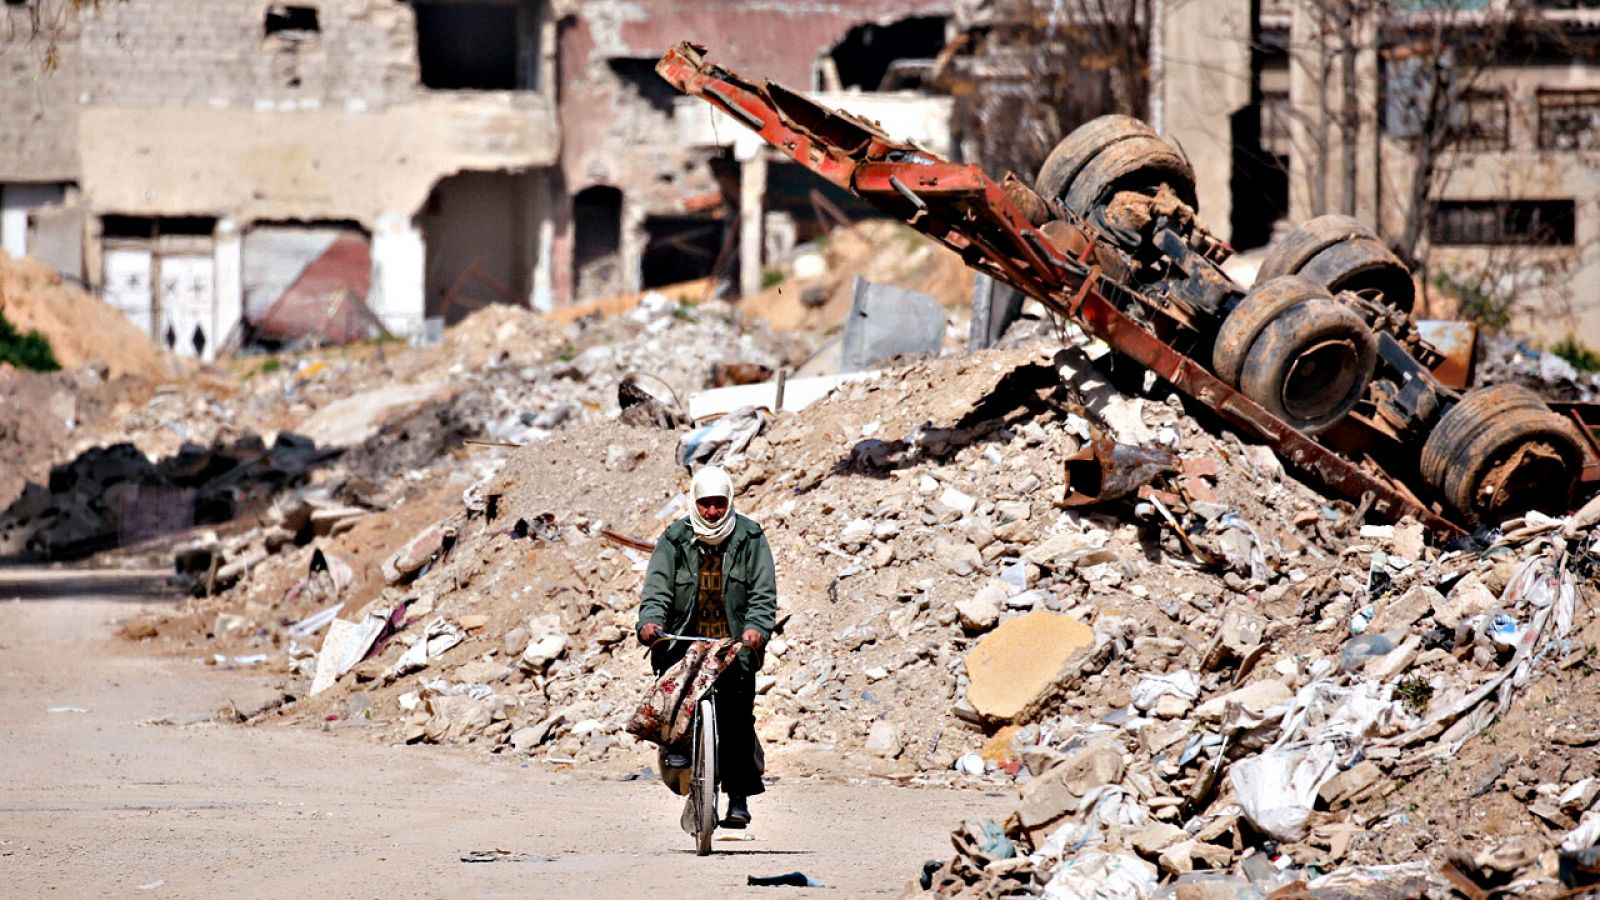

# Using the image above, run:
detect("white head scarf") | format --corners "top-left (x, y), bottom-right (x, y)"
top-left (688, 465), bottom-right (736, 546)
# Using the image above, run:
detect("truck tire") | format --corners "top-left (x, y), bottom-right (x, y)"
top-left (1237, 297), bottom-right (1377, 434)
top-left (1257, 215), bottom-right (1415, 312)
top-left (1212, 276), bottom-right (1327, 388)
top-left (1035, 115), bottom-right (1156, 204)
top-left (1257, 215), bottom-right (1374, 282)
top-left (1419, 384), bottom-right (1586, 526)
top-left (1063, 134), bottom-right (1197, 217)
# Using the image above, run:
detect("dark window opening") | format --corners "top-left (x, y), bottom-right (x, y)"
top-left (101, 215), bottom-right (216, 239)
top-left (5, 1), bottom-right (29, 7)
top-left (572, 185), bottom-right (623, 301)
top-left (825, 16), bottom-right (947, 91)
top-left (415, 1), bottom-right (533, 91)
top-left (1537, 89), bottom-right (1600, 151)
top-left (1232, 105), bottom-right (1288, 252)
top-left (1448, 91), bottom-right (1509, 152)
top-left (1433, 200), bottom-right (1575, 246)
top-left (265, 5), bottom-right (320, 36)
top-left (607, 58), bottom-right (677, 114)
top-left (641, 215), bottom-right (727, 289)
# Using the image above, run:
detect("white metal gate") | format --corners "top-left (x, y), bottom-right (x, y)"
top-left (157, 254), bottom-right (216, 359)
top-left (102, 247), bottom-right (155, 338)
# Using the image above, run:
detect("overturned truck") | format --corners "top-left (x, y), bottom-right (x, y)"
top-left (657, 42), bottom-right (1599, 538)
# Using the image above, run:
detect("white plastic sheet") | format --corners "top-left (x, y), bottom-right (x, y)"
top-left (1041, 850), bottom-right (1158, 900)
top-left (1231, 679), bottom-right (1399, 841)
top-left (677, 405), bottom-right (769, 468)
top-left (1130, 670), bottom-right (1200, 712)
top-left (308, 607), bottom-right (390, 695)
top-left (389, 617), bottom-right (464, 678)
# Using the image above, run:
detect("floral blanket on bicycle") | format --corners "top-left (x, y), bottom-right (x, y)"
top-left (625, 637), bottom-right (742, 749)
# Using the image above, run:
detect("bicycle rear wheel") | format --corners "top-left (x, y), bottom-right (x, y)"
top-left (693, 697), bottom-right (718, 856)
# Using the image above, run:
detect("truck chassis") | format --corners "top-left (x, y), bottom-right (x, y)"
top-left (657, 43), bottom-right (1598, 538)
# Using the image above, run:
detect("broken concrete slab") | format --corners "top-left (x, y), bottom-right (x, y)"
top-left (519, 613), bottom-right (568, 672)
top-left (1131, 822), bottom-right (1189, 857)
top-left (955, 581), bottom-right (1007, 633)
top-left (1370, 585), bottom-right (1440, 634)
top-left (964, 610), bottom-right (1095, 724)
top-left (296, 380), bottom-right (457, 448)
top-left (1015, 744), bottom-right (1124, 833)
top-left (840, 276), bottom-right (947, 371)
top-left (1435, 573), bottom-right (1498, 629)
top-left (382, 520), bottom-right (458, 585)
top-left (865, 719), bottom-right (902, 758)
top-left (1193, 679), bottom-right (1293, 722)
top-left (1318, 759), bottom-right (1384, 807)
top-left (686, 371), bottom-right (873, 419)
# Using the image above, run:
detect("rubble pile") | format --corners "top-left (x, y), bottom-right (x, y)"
top-left (110, 303), bottom-right (1600, 893)
top-left (926, 515), bottom-right (1600, 898)
top-left (1476, 331), bottom-right (1600, 402)
top-left (0, 431), bottom-right (332, 560)
top-left (0, 251), bottom-right (170, 379)
top-left (740, 219), bottom-right (975, 333)
top-left (0, 363), bottom-right (113, 509)
top-left (3, 291), bottom-right (808, 577)
top-left (10, 217), bottom-right (1581, 895)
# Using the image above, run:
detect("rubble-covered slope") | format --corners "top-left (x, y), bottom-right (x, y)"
top-left (112, 301), bottom-right (1600, 896)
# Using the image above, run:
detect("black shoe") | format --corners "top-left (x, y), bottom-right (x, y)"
top-left (723, 795), bottom-right (751, 828)
top-left (664, 752), bottom-right (690, 769)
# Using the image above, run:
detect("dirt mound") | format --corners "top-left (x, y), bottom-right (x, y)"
top-left (0, 252), bottom-right (169, 379)
top-left (739, 220), bottom-right (974, 333)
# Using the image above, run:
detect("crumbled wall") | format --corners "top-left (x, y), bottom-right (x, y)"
top-left (74, 1), bottom-right (421, 112)
top-left (555, 0), bottom-right (953, 300)
top-left (0, 2), bottom-right (80, 181)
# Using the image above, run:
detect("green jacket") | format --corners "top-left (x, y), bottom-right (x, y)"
top-left (637, 513), bottom-right (777, 673)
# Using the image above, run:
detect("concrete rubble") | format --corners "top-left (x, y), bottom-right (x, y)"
top-left (6, 221), bottom-right (1600, 898)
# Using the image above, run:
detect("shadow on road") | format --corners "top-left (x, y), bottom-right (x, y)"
top-left (0, 567), bottom-right (179, 602)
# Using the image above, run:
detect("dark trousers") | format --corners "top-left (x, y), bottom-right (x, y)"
top-left (714, 663), bottom-right (764, 798)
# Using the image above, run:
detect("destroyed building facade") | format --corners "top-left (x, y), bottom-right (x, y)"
top-left (0, 0), bottom-right (954, 358)
top-left (1157, 0), bottom-right (1600, 342)
top-left (6, 0), bottom-right (1594, 355)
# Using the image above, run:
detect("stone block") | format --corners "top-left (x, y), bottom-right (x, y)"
top-left (964, 610), bottom-right (1095, 723)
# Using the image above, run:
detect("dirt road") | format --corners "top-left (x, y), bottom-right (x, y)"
top-left (0, 573), bottom-right (1012, 897)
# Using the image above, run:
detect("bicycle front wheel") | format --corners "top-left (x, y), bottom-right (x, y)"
top-left (693, 697), bottom-right (718, 856)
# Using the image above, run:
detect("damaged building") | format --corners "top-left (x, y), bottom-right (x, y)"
top-left (6, 0), bottom-right (1594, 355)
top-left (1154, 0), bottom-right (1600, 341)
top-left (2, 0), bottom-right (565, 356)
top-left (0, 0), bottom-right (956, 357)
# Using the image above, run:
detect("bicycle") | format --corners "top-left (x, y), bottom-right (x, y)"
top-left (657, 633), bottom-right (723, 856)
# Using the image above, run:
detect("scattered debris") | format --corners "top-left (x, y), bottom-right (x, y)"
top-left (747, 872), bottom-right (824, 888)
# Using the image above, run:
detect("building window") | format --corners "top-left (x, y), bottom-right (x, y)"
top-left (821, 16), bottom-right (947, 92)
top-left (1447, 91), bottom-right (1509, 152)
top-left (607, 58), bottom-right (677, 115)
top-left (414, 0), bottom-right (540, 91)
top-left (1537, 89), bottom-right (1600, 151)
top-left (1433, 199), bottom-right (1575, 246)
top-left (264, 5), bottom-right (320, 37)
